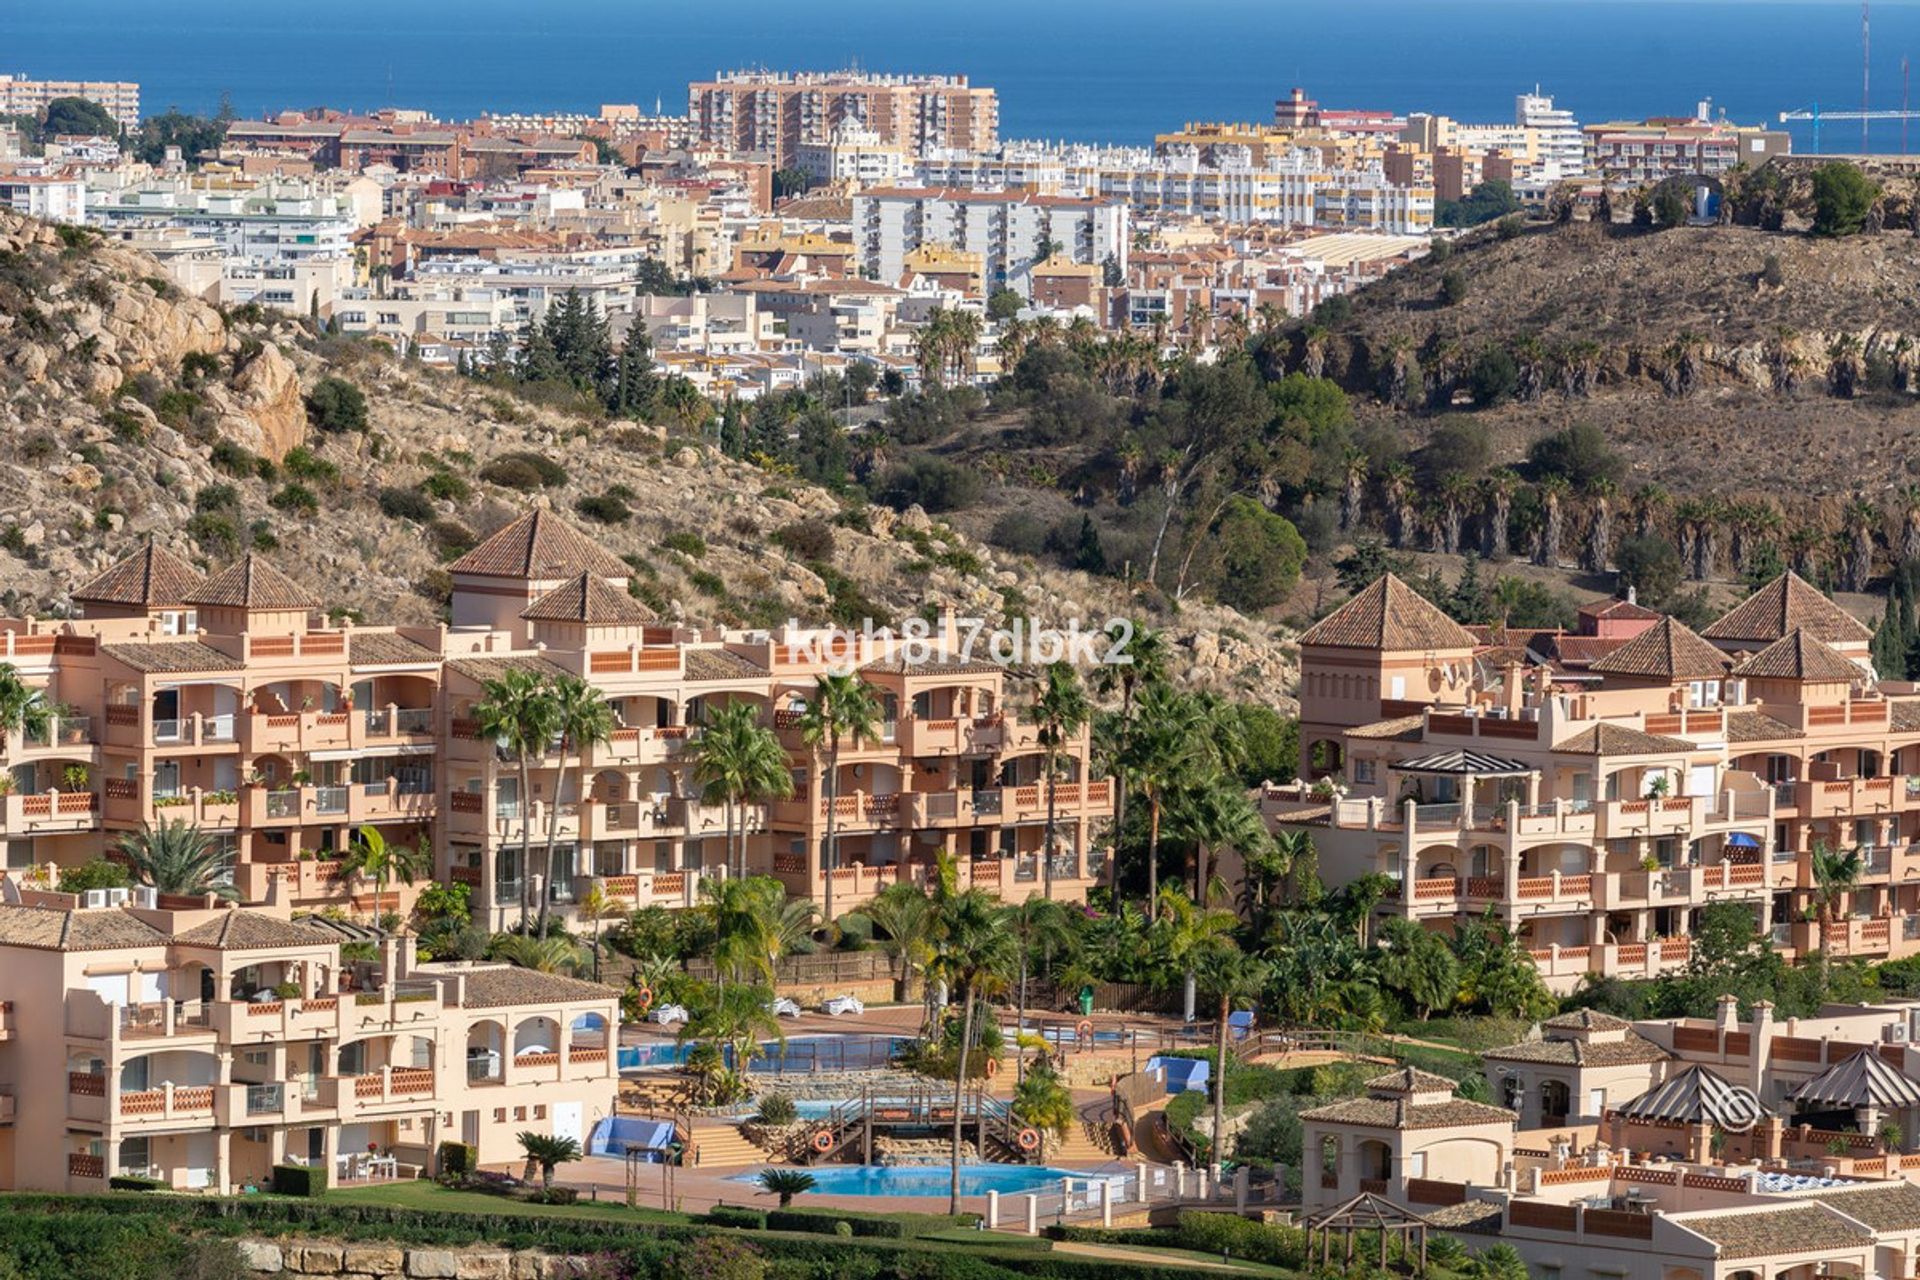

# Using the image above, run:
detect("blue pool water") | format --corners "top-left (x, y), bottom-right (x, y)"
top-left (727, 1164), bottom-right (1121, 1198)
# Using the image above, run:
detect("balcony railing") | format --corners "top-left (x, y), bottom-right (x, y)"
top-left (245, 1084), bottom-right (284, 1115)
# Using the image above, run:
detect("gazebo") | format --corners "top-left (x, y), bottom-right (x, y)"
top-left (1608, 1063), bottom-right (1772, 1161)
top-left (1789, 1046), bottom-right (1920, 1147)
top-left (1389, 748), bottom-right (1536, 810)
top-left (1299, 1192), bottom-right (1433, 1274)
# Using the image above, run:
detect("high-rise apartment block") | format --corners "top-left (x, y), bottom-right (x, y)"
top-left (688, 71), bottom-right (997, 168)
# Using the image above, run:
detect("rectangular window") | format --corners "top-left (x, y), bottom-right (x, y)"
top-left (1353, 760), bottom-right (1376, 785)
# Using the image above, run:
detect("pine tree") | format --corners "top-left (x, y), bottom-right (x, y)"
top-left (1072, 514), bottom-right (1107, 574)
top-left (718, 401), bottom-right (747, 458)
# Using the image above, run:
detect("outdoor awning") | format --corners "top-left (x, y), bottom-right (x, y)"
top-left (1390, 749), bottom-right (1536, 778)
top-left (1615, 1064), bottom-right (1768, 1126)
top-left (1726, 833), bottom-right (1762, 849)
top-left (1790, 1048), bottom-right (1920, 1111)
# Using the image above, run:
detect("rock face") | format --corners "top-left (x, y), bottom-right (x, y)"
top-left (234, 1239), bottom-right (591, 1278)
top-left (218, 343), bottom-right (307, 458)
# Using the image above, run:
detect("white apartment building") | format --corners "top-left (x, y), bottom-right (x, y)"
top-left (0, 174), bottom-right (86, 224)
top-left (1516, 89), bottom-right (1586, 180)
top-left (406, 249), bottom-right (650, 328)
top-left (794, 123), bottom-right (911, 190)
top-left (627, 293), bottom-right (776, 357)
top-left (0, 73), bottom-right (140, 131)
top-left (330, 287), bottom-right (522, 360)
top-left (853, 186), bottom-right (1129, 298)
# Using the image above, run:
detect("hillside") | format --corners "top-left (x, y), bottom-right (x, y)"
top-left (0, 212), bottom-right (1297, 704)
top-left (1306, 218), bottom-right (1920, 497)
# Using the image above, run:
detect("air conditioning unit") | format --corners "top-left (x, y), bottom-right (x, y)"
top-left (82, 889), bottom-right (108, 909)
top-left (1888, 1023), bottom-right (1910, 1043)
top-left (130, 886), bottom-right (158, 909)
top-left (105, 888), bottom-right (130, 906)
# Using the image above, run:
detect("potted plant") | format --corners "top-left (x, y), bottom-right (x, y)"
top-left (290, 770), bottom-right (313, 787)
top-left (1644, 775), bottom-right (1672, 800)
top-left (1639, 853), bottom-right (1661, 873)
top-left (61, 765), bottom-right (89, 792)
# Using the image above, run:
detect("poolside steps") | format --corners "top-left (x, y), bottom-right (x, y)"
top-left (686, 1123), bottom-right (765, 1169)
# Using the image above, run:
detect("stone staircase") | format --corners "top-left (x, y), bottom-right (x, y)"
top-left (686, 1122), bottom-right (764, 1169)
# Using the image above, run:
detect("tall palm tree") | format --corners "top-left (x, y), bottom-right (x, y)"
top-left (687, 701), bottom-right (793, 879)
top-left (576, 880), bottom-right (629, 982)
top-left (1194, 941), bottom-right (1267, 1170)
top-left (1092, 625), bottom-right (1168, 904)
top-left (1028, 662), bottom-right (1091, 900)
top-left (1481, 469), bottom-right (1519, 559)
top-left (338, 825), bottom-right (429, 920)
top-left (928, 887), bottom-right (1014, 1215)
top-left (1843, 496), bottom-right (1881, 593)
top-left (1002, 896), bottom-right (1077, 1086)
top-left (796, 673), bottom-right (882, 927)
top-left (683, 981), bottom-right (785, 1081)
top-left (701, 874), bottom-right (816, 992)
top-left (851, 880), bottom-right (936, 1002)
top-left (1811, 839), bottom-right (1863, 927)
top-left (1167, 781), bottom-right (1271, 908)
top-left (472, 669), bottom-right (561, 930)
top-left (489, 932), bottom-right (585, 974)
top-left (1535, 475), bottom-right (1571, 567)
top-left (1583, 478), bottom-right (1617, 573)
top-left (1120, 684), bottom-right (1202, 920)
top-left (536, 677), bottom-right (614, 937)
top-left (117, 821), bottom-right (235, 899)
top-left (1151, 885), bottom-right (1237, 1022)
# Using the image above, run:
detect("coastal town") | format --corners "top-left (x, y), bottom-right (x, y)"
top-left (8, 28), bottom-right (1920, 1280)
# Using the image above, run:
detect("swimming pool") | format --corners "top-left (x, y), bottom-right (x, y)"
top-left (726, 1164), bottom-right (1123, 1198)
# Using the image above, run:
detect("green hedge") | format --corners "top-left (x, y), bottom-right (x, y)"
top-left (107, 1176), bottom-right (163, 1192)
top-left (764, 1207), bottom-right (980, 1238)
top-left (699, 1207), bottom-right (767, 1230)
top-left (269, 1165), bottom-right (327, 1198)
top-left (1050, 1212), bottom-right (1306, 1268)
top-left (437, 1141), bottom-right (477, 1177)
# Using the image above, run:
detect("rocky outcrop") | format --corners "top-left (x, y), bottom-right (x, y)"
top-left (235, 1238), bottom-right (597, 1278)
top-left (217, 342), bottom-right (307, 457)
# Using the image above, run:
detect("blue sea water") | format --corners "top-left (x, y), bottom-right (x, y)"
top-left (6, 0), bottom-right (1920, 152)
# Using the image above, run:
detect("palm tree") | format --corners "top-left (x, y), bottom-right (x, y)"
top-left (1535, 475), bottom-right (1571, 567)
top-left (852, 880), bottom-right (935, 1002)
top-left (490, 933), bottom-right (586, 975)
top-left (1811, 839), bottom-right (1863, 926)
top-left (683, 981), bottom-right (785, 1081)
top-left (928, 888), bottom-right (1014, 1216)
top-left (1632, 483), bottom-right (1670, 540)
top-left (757, 1167), bottom-right (817, 1208)
top-left (1150, 885), bottom-right (1237, 1022)
top-left (338, 825), bottom-right (429, 920)
top-left (687, 702), bottom-right (793, 880)
top-left (1120, 684), bottom-right (1202, 920)
top-left (1436, 472), bottom-right (1473, 555)
top-left (472, 669), bottom-right (561, 930)
top-left (537, 676), bottom-right (614, 937)
top-left (1092, 624), bottom-right (1168, 904)
top-left (701, 874), bottom-right (816, 992)
top-left (796, 673), bottom-right (883, 927)
top-left (117, 821), bottom-right (235, 899)
top-left (515, 1131), bottom-right (581, 1191)
top-left (1167, 782), bottom-right (1271, 908)
top-left (1843, 496), bottom-right (1880, 592)
top-left (577, 880), bottom-right (629, 983)
top-left (1028, 662), bottom-right (1091, 900)
top-left (1194, 941), bottom-right (1267, 1170)
top-left (1583, 478), bottom-right (1617, 573)
top-left (1339, 448), bottom-right (1370, 532)
top-left (1480, 469), bottom-right (1519, 558)
top-left (1011, 1058), bottom-right (1075, 1156)
top-left (0, 664), bottom-right (53, 754)
top-left (1003, 896), bottom-right (1076, 1086)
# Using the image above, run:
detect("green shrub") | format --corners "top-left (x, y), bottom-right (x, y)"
top-left (305, 375), bottom-right (369, 433)
top-left (701, 1207), bottom-right (768, 1230)
top-left (575, 493), bottom-right (631, 524)
top-left (772, 519), bottom-right (835, 560)
top-left (269, 484), bottom-right (319, 516)
top-left (757, 1093), bottom-right (798, 1126)
top-left (479, 451), bottom-right (566, 489)
top-left (107, 1175), bottom-right (163, 1191)
top-left (762, 1208), bottom-right (978, 1239)
top-left (436, 1141), bottom-right (476, 1177)
top-left (185, 512), bottom-right (239, 557)
top-left (194, 484), bottom-right (239, 514)
top-left (420, 471), bottom-right (470, 502)
top-left (269, 1163), bottom-right (327, 1197)
top-left (663, 530), bottom-right (707, 557)
top-left (377, 487), bottom-right (435, 522)
top-left (282, 446), bottom-right (339, 483)
top-left (208, 440), bottom-right (257, 477)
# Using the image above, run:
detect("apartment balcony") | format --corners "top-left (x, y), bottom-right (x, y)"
top-left (106, 710), bottom-right (240, 751)
top-left (15, 714), bottom-right (97, 759)
top-left (240, 708), bottom-right (354, 755)
top-left (315, 1066), bottom-right (439, 1121)
top-left (109, 1081), bottom-right (220, 1128)
top-left (1785, 775), bottom-right (1913, 820)
top-left (584, 725), bottom-right (690, 769)
top-left (1788, 917), bottom-right (1896, 959)
top-left (0, 788), bottom-right (99, 834)
top-left (1526, 937), bottom-right (1692, 983)
top-left (766, 851), bottom-right (1088, 910)
top-left (766, 782), bottom-right (1112, 834)
top-left (583, 870), bottom-right (700, 910)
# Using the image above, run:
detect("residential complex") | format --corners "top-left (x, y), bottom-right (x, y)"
top-left (687, 70), bottom-right (999, 168)
top-left (853, 186), bottom-right (1131, 299)
top-left (1263, 571), bottom-right (1903, 994)
top-left (1, 515), bottom-right (1111, 935)
top-left (0, 72), bottom-right (140, 131)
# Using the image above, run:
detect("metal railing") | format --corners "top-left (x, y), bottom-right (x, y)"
top-left (203, 714), bottom-right (234, 741)
top-left (314, 787), bottom-right (348, 816)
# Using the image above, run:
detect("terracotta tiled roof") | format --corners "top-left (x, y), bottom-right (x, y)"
top-left (1587, 617), bottom-right (1730, 681)
top-left (1578, 596), bottom-right (1663, 622)
top-left (1365, 1067), bottom-right (1456, 1092)
top-left (73, 541), bottom-right (202, 607)
top-left (1297, 574), bottom-right (1477, 651)
top-left (1532, 634), bottom-right (1626, 668)
top-left (445, 654), bottom-right (573, 684)
top-left (1702, 572), bottom-right (1873, 646)
top-left (1482, 1033), bottom-right (1669, 1067)
top-left (172, 913), bottom-right (338, 950)
top-left (459, 967), bottom-right (621, 1009)
top-left (1725, 710), bottom-right (1804, 742)
top-left (1296, 1096), bottom-right (1516, 1130)
top-left (861, 650), bottom-right (1003, 677)
top-left (1732, 629), bottom-right (1866, 682)
top-left (0, 906), bottom-right (167, 951)
top-left (101, 641), bottom-right (245, 674)
top-left (1543, 1008), bottom-right (1633, 1031)
top-left (520, 573), bottom-right (653, 625)
top-left (1810, 1181), bottom-right (1920, 1232)
top-left (684, 648), bottom-right (769, 681)
top-left (349, 632), bottom-right (441, 667)
top-left (1677, 1205), bottom-right (1872, 1260)
top-left (1552, 722), bottom-right (1695, 756)
top-left (1418, 1202), bottom-right (1503, 1235)
top-left (186, 555), bottom-right (318, 610)
top-left (448, 510), bottom-right (628, 580)
top-left (1346, 715), bottom-right (1426, 742)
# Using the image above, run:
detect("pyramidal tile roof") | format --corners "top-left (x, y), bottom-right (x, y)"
top-left (520, 572), bottom-right (653, 624)
top-left (1732, 628), bottom-right (1866, 682)
top-left (1297, 574), bottom-right (1477, 651)
top-left (74, 540), bottom-right (203, 607)
top-left (448, 510), bottom-right (628, 580)
top-left (1703, 572), bottom-right (1873, 646)
top-left (1588, 616), bottom-right (1729, 681)
top-left (185, 555), bottom-right (317, 610)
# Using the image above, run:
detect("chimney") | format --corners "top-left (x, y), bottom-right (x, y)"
top-left (1627, 586), bottom-right (1637, 605)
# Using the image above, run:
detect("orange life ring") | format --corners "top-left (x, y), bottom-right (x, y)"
top-left (632, 984), bottom-right (654, 1015)
top-left (811, 1129), bottom-right (835, 1154)
top-left (984, 1056), bottom-right (999, 1078)
top-left (1075, 1019), bottom-right (1094, 1044)
top-left (1015, 1128), bottom-right (1041, 1153)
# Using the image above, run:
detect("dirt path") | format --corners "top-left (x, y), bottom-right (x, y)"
top-left (1048, 1241), bottom-right (1265, 1272)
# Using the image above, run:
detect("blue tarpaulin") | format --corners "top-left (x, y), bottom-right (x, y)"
top-left (1227, 1011), bottom-right (1256, 1040)
top-left (1725, 833), bottom-right (1761, 849)
top-left (589, 1116), bottom-right (676, 1158)
top-left (1148, 1056), bottom-right (1211, 1095)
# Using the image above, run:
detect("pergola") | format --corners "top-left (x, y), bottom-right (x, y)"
top-left (1300, 1192), bottom-right (1432, 1273)
top-left (1391, 748), bottom-right (1537, 809)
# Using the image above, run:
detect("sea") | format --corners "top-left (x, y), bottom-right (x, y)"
top-left (7, 0), bottom-right (1920, 154)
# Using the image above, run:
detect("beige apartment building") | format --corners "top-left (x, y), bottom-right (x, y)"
top-left (1265, 571), bottom-right (1907, 993)
top-left (6, 513), bottom-right (1109, 934)
top-left (688, 71), bottom-right (997, 169)
top-left (0, 877), bottom-right (617, 1193)
top-left (0, 73), bottom-right (140, 131)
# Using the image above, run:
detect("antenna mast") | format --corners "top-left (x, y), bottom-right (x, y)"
top-left (1864, 0), bottom-right (1872, 152)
